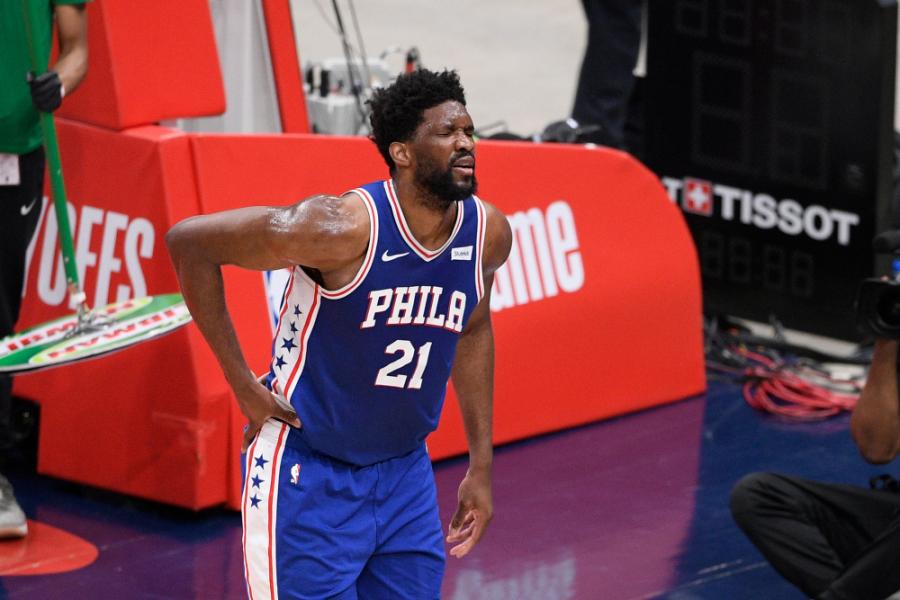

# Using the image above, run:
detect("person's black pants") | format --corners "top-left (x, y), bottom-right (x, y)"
top-left (0, 147), bottom-right (44, 449)
top-left (731, 472), bottom-right (900, 600)
top-left (572, 0), bottom-right (642, 149)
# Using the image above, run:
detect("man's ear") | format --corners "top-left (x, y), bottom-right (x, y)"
top-left (389, 141), bottom-right (411, 169)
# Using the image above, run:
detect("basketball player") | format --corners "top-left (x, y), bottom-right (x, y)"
top-left (166, 69), bottom-right (511, 598)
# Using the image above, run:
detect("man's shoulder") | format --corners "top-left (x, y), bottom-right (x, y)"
top-left (299, 192), bottom-right (369, 225)
top-left (344, 179), bottom-right (387, 198)
top-left (469, 195), bottom-right (501, 224)
top-left (472, 197), bottom-right (512, 273)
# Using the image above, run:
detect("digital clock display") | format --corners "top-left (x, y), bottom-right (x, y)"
top-left (698, 232), bottom-right (814, 298)
top-left (645, 0), bottom-right (897, 339)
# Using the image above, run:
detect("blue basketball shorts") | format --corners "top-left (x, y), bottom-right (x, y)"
top-left (241, 419), bottom-right (445, 599)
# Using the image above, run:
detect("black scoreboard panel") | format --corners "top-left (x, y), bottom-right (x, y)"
top-left (644, 0), bottom-right (896, 339)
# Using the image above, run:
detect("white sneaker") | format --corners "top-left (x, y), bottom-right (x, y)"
top-left (0, 473), bottom-right (27, 538)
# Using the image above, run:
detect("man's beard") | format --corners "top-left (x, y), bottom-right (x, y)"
top-left (415, 153), bottom-right (477, 209)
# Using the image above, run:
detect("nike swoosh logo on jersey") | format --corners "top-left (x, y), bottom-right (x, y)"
top-left (381, 250), bottom-right (409, 262)
top-left (20, 198), bottom-right (38, 216)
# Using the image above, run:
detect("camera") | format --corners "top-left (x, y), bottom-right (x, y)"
top-left (856, 230), bottom-right (900, 338)
top-left (856, 277), bottom-right (900, 338)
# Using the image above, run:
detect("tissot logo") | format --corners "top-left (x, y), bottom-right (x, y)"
top-left (661, 176), bottom-right (861, 246)
top-left (683, 178), bottom-right (713, 216)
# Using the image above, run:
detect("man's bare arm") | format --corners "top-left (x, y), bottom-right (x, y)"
top-left (851, 339), bottom-right (900, 464)
top-left (446, 202), bottom-right (512, 558)
top-left (53, 5), bottom-right (89, 94)
top-left (166, 194), bottom-right (368, 448)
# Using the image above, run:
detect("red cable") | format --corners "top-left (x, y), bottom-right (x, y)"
top-left (733, 346), bottom-right (859, 421)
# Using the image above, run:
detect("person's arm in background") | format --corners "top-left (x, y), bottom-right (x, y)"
top-left (446, 203), bottom-right (511, 558)
top-left (29, 4), bottom-right (88, 113)
top-left (53, 4), bottom-right (89, 94)
top-left (850, 339), bottom-right (900, 464)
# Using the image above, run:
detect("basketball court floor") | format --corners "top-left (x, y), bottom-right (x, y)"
top-left (1, 377), bottom-right (880, 599)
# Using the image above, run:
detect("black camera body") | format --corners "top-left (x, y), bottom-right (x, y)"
top-left (856, 231), bottom-right (900, 338)
top-left (857, 277), bottom-right (900, 338)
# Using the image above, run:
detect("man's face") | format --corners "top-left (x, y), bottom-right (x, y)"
top-left (409, 100), bottom-right (477, 207)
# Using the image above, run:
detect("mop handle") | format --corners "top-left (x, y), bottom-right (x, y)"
top-left (20, 0), bottom-right (82, 297)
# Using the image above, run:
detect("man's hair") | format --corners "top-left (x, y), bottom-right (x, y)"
top-left (368, 69), bottom-right (467, 172)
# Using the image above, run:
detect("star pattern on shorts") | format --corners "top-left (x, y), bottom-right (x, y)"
top-left (274, 354), bottom-right (286, 369)
top-left (289, 321), bottom-right (298, 334)
top-left (293, 305), bottom-right (302, 317)
top-left (248, 453), bottom-right (269, 510)
top-left (281, 337), bottom-right (297, 352)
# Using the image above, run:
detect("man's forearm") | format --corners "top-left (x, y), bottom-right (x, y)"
top-left (851, 339), bottom-right (900, 464)
top-left (53, 47), bottom-right (88, 94)
top-left (167, 239), bottom-right (255, 396)
top-left (451, 321), bottom-right (494, 473)
top-left (53, 5), bottom-right (89, 94)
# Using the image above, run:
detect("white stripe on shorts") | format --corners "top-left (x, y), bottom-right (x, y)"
top-left (242, 419), bottom-right (289, 600)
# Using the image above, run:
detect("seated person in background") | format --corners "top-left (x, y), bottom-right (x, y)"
top-left (730, 338), bottom-right (900, 600)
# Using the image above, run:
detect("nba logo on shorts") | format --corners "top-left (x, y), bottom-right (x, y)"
top-left (290, 463), bottom-right (301, 485)
top-left (683, 178), bottom-right (713, 216)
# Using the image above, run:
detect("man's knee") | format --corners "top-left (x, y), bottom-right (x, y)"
top-left (730, 472), bottom-right (780, 523)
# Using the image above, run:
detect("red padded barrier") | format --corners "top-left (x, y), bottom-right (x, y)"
top-left (261, 0), bottom-right (311, 133)
top-left (14, 121), bottom-right (231, 509)
top-left (14, 125), bottom-right (704, 510)
top-left (189, 134), bottom-right (706, 508)
top-left (56, 0), bottom-right (225, 130)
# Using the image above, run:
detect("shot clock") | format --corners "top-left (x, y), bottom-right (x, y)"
top-left (644, 0), bottom-right (897, 339)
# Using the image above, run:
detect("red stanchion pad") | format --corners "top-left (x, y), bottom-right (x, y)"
top-left (55, 0), bottom-right (225, 130)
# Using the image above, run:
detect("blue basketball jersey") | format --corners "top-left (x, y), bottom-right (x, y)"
top-left (265, 180), bottom-right (487, 465)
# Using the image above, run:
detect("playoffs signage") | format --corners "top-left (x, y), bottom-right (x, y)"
top-left (25, 198), bottom-right (157, 311)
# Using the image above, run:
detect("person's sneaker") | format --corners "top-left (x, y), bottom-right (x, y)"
top-left (0, 472), bottom-right (27, 538)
